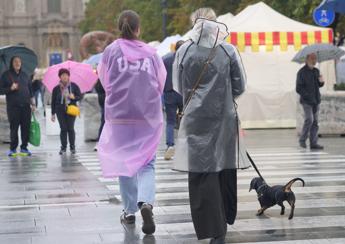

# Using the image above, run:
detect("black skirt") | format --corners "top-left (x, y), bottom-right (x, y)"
top-left (188, 169), bottom-right (237, 240)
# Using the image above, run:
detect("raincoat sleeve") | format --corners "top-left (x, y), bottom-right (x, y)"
top-left (97, 47), bottom-right (109, 88)
top-left (152, 54), bottom-right (167, 95)
top-left (97, 60), bottom-right (106, 86)
top-left (229, 47), bottom-right (246, 98)
top-left (173, 48), bottom-right (184, 95)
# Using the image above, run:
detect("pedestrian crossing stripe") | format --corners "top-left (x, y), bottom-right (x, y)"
top-left (76, 148), bottom-right (345, 243)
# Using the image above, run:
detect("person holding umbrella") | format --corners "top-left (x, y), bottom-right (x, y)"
top-left (293, 43), bottom-right (345, 150)
top-left (51, 68), bottom-right (81, 155)
top-left (42, 60), bottom-right (98, 154)
top-left (0, 56), bottom-right (36, 157)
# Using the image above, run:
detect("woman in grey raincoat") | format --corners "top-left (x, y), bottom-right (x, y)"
top-left (173, 10), bottom-right (249, 244)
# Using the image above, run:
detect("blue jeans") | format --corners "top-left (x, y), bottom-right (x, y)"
top-left (119, 158), bottom-right (156, 214)
top-left (166, 123), bottom-right (175, 147)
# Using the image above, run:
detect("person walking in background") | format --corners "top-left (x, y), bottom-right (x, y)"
top-left (94, 79), bottom-right (105, 152)
top-left (32, 76), bottom-right (45, 108)
top-left (0, 56), bottom-right (36, 157)
top-left (162, 40), bottom-right (184, 160)
top-left (173, 8), bottom-right (247, 244)
top-left (97, 10), bottom-right (166, 235)
top-left (296, 53), bottom-right (324, 150)
top-left (51, 68), bottom-right (81, 155)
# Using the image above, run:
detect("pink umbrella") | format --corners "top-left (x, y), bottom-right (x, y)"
top-left (42, 61), bottom-right (98, 93)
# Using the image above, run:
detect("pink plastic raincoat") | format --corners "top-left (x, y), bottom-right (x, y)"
top-left (97, 39), bottom-right (166, 178)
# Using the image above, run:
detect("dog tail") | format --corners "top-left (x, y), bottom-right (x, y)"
top-left (284, 178), bottom-right (305, 192)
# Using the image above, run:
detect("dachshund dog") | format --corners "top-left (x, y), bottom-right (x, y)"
top-left (249, 177), bottom-right (305, 219)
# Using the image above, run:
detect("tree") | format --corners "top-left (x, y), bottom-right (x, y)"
top-left (79, 0), bottom-right (124, 35)
top-left (80, 0), bottom-right (345, 42)
top-left (80, 0), bottom-right (164, 42)
top-left (168, 0), bottom-right (240, 36)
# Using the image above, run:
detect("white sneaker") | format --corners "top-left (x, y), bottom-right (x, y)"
top-left (164, 146), bottom-right (175, 160)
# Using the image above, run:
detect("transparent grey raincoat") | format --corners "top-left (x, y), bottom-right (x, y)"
top-left (172, 19), bottom-right (251, 173)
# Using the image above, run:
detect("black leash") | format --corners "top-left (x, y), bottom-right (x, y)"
top-left (246, 151), bottom-right (265, 182)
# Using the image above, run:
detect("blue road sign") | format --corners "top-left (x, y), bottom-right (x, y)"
top-left (49, 53), bottom-right (62, 66)
top-left (313, 7), bottom-right (336, 27)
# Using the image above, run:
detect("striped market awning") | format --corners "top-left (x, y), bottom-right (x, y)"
top-left (227, 30), bottom-right (333, 52)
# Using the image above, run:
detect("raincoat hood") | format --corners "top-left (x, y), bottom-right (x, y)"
top-left (118, 38), bottom-right (156, 62)
top-left (190, 19), bottom-right (229, 48)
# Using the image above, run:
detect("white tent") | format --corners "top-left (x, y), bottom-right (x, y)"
top-left (148, 41), bottom-right (161, 48)
top-left (156, 34), bottom-right (182, 57)
top-left (226, 2), bottom-right (335, 128)
top-left (217, 12), bottom-right (234, 29)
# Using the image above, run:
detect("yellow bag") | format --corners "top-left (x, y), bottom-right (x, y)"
top-left (66, 105), bottom-right (80, 117)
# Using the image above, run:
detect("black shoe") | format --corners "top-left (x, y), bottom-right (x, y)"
top-left (120, 212), bottom-right (136, 225)
top-left (59, 149), bottom-right (66, 155)
top-left (210, 234), bottom-right (226, 244)
top-left (70, 149), bottom-right (76, 155)
top-left (299, 141), bottom-right (307, 149)
top-left (140, 203), bottom-right (155, 235)
top-left (310, 144), bottom-right (324, 150)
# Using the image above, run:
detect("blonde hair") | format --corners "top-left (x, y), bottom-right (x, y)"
top-left (190, 7), bottom-right (217, 25)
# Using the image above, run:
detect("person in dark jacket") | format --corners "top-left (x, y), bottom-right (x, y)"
top-left (0, 56), bottom-right (35, 157)
top-left (51, 68), bottom-right (81, 155)
top-left (32, 78), bottom-right (44, 108)
top-left (94, 79), bottom-right (105, 151)
top-left (296, 53), bottom-right (324, 150)
top-left (162, 40), bottom-right (184, 160)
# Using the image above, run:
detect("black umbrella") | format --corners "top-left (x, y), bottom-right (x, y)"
top-left (0, 45), bottom-right (38, 76)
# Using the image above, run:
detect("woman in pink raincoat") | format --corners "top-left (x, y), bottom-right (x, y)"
top-left (97, 10), bottom-right (166, 235)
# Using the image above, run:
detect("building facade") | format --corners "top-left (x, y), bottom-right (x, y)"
top-left (0, 0), bottom-right (87, 67)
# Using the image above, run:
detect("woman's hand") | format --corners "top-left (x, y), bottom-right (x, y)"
top-left (10, 83), bottom-right (19, 91)
top-left (69, 93), bottom-right (75, 100)
top-left (51, 115), bottom-right (56, 122)
top-left (319, 75), bottom-right (325, 84)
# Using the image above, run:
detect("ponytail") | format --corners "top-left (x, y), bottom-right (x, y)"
top-left (118, 10), bottom-right (140, 40)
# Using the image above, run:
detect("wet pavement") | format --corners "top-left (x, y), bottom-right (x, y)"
top-left (0, 110), bottom-right (345, 244)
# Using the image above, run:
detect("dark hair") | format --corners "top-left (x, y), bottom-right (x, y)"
top-left (9, 56), bottom-right (22, 71)
top-left (58, 68), bottom-right (70, 77)
top-left (175, 40), bottom-right (185, 52)
top-left (118, 10), bottom-right (140, 40)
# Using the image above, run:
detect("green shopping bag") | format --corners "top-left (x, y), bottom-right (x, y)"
top-left (29, 113), bottom-right (41, 147)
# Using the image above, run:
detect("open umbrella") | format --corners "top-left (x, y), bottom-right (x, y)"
top-left (318, 0), bottom-right (345, 14)
top-left (42, 61), bottom-right (98, 93)
top-left (83, 53), bottom-right (103, 67)
top-left (292, 43), bottom-right (345, 64)
top-left (0, 45), bottom-right (38, 76)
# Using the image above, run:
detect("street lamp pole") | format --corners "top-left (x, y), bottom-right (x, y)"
top-left (161, 0), bottom-right (168, 38)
